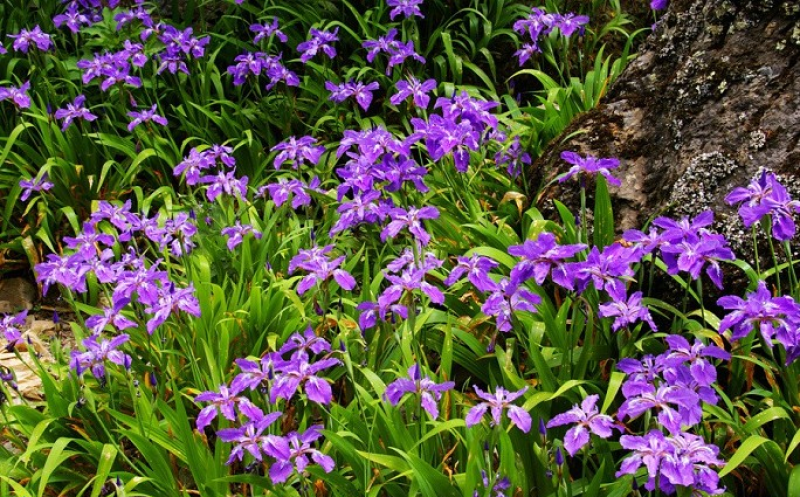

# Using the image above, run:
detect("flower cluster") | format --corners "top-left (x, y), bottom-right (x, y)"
top-left (195, 329), bottom-right (338, 481)
top-left (718, 281), bottom-right (800, 364)
top-left (513, 8), bottom-right (589, 65)
top-left (726, 170), bottom-right (800, 242)
top-left (362, 29), bottom-right (425, 75)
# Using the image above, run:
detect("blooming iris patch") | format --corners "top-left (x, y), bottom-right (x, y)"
top-left (7, 26), bottom-right (53, 53)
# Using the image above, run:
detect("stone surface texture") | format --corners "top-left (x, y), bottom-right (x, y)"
top-left (531, 0), bottom-right (800, 247)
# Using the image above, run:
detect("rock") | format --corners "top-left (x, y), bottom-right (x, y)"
top-left (0, 278), bottom-right (37, 314)
top-left (530, 0), bottom-right (800, 248)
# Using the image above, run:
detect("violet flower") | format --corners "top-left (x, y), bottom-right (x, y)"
top-left (143, 283), bottom-right (201, 334)
top-left (201, 170), bottom-right (248, 202)
top-left (727, 171), bottom-right (800, 241)
top-left (509, 232), bottom-right (586, 288)
top-left (482, 278), bottom-right (541, 333)
top-left (217, 404), bottom-right (282, 464)
top-left (85, 299), bottom-right (138, 335)
top-left (558, 151), bottom-right (621, 186)
top-left (598, 281), bottom-right (657, 332)
top-left (390, 76), bottom-right (437, 108)
top-left (297, 27), bottom-right (338, 63)
top-left (326, 80), bottom-right (380, 111)
top-left (718, 280), bottom-right (800, 346)
top-left (7, 26), bottom-right (53, 53)
top-left (272, 136), bottom-right (324, 169)
top-left (289, 245), bottom-right (356, 294)
top-left (494, 136), bottom-right (531, 177)
top-left (54, 95), bottom-right (97, 131)
top-left (19, 173), bottom-right (54, 201)
top-left (385, 364), bottom-right (455, 419)
top-left (127, 104), bottom-right (168, 132)
top-left (444, 253), bottom-right (499, 292)
top-left (69, 334), bottom-right (132, 383)
top-left (546, 394), bottom-right (618, 456)
top-left (261, 177), bottom-right (318, 209)
top-left (53, 3), bottom-right (92, 33)
top-left (194, 383), bottom-right (248, 431)
top-left (465, 386), bottom-right (531, 433)
top-left (263, 425), bottom-right (335, 483)
top-left (651, 0), bottom-right (669, 10)
top-left (271, 356), bottom-right (341, 404)
top-left (387, 0), bottom-right (425, 20)
top-left (1, 311), bottom-right (28, 351)
top-left (381, 206), bottom-right (439, 246)
top-left (250, 17), bottom-right (287, 43)
top-left (221, 222), bottom-right (262, 250)
top-left (0, 81), bottom-right (31, 109)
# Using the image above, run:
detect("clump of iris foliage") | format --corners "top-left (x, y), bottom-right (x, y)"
top-left (0, 0), bottom-right (798, 496)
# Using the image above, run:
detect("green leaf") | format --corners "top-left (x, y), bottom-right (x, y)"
top-left (719, 435), bottom-right (771, 478)
top-left (593, 175), bottom-right (614, 249)
top-left (90, 444), bottom-right (118, 497)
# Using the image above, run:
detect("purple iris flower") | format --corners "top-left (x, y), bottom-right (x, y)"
top-left (563, 243), bottom-right (640, 293)
top-left (174, 148), bottom-right (214, 185)
top-left (718, 280), bottom-right (800, 346)
top-left (515, 43), bottom-right (541, 66)
top-left (411, 115), bottom-right (481, 172)
top-left (444, 254), bottom-right (498, 292)
top-left (271, 136), bottom-right (324, 169)
top-left (1, 311), bottom-right (28, 351)
top-left (509, 232), bottom-right (586, 287)
top-left (279, 327), bottom-right (332, 360)
top-left (263, 425), bottom-right (335, 483)
top-left (194, 383), bottom-right (248, 431)
top-left (261, 177), bottom-right (316, 209)
top-left (250, 17), bottom-right (287, 43)
top-left (201, 170), bottom-right (249, 202)
top-left (326, 80), bottom-right (381, 111)
top-left (387, 0), bottom-right (425, 20)
top-left (127, 104), bottom-right (168, 132)
top-left (618, 383), bottom-right (700, 434)
top-left (85, 299), bottom-right (138, 335)
top-left (0, 81), bottom-right (31, 109)
top-left (217, 404), bottom-right (282, 464)
top-left (381, 206), bottom-right (439, 246)
top-left (546, 394), bottom-right (619, 456)
top-left (651, 0), bottom-right (669, 10)
top-left (363, 29), bottom-right (400, 63)
top-left (221, 222), bottom-right (262, 250)
top-left (288, 245), bottom-right (356, 294)
top-left (385, 364), bottom-right (455, 419)
top-left (114, 5), bottom-right (152, 29)
top-left (465, 386), bottom-right (531, 432)
top-left (598, 281), bottom-right (657, 332)
top-left (54, 95), bottom-right (97, 131)
top-left (660, 232), bottom-right (734, 290)
top-left (495, 136), bottom-right (531, 177)
top-left (69, 334), bottom-right (132, 383)
top-left (271, 356), bottom-right (341, 404)
top-left (556, 13), bottom-right (590, 37)
top-left (727, 171), bottom-right (800, 241)
top-left (53, 3), bottom-right (92, 33)
top-left (390, 76), bottom-right (437, 108)
top-left (617, 431), bottom-right (724, 495)
top-left (19, 173), bottom-right (54, 201)
top-left (482, 278), bottom-right (541, 332)
top-left (143, 283), bottom-right (201, 334)
top-left (35, 253), bottom-right (90, 295)
top-left (0, 41), bottom-right (6, 54)
top-left (379, 264), bottom-right (444, 312)
top-left (297, 27), bottom-right (338, 63)
top-left (7, 26), bottom-right (53, 53)
top-left (652, 210), bottom-right (714, 243)
top-left (330, 190), bottom-right (391, 236)
top-left (558, 151), bottom-right (621, 186)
